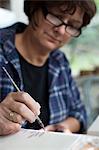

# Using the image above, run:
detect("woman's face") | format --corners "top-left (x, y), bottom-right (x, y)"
top-left (29, 6), bottom-right (84, 52)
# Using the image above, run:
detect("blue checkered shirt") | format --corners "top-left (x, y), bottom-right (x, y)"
top-left (0, 23), bottom-right (87, 132)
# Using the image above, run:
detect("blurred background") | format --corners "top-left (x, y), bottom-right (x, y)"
top-left (0, 0), bottom-right (99, 128)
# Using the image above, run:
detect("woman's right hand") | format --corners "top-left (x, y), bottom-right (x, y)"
top-left (0, 91), bottom-right (41, 135)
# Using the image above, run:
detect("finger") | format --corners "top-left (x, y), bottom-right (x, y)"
top-left (44, 125), bottom-right (56, 131)
top-left (64, 129), bottom-right (72, 134)
top-left (8, 112), bottom-right (25, 125)
top-left (1, 103), bottom-right (24, 124)
top-left (0, 115), bottom-right (21, 135)
top-left (12, 92), bottom-right (41, 115)
top-left (1, 92), bottom-right (40, 123)
top-left (9, 101), bottom-right (37, 123)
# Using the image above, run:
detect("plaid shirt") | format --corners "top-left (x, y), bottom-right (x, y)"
top-left (0, 23), bottom-right (87, 132)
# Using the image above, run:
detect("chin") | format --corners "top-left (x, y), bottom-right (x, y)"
top-left (44, 41), bottom-right (60, 51)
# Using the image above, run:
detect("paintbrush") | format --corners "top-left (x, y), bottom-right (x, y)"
top-left (2, 66), bottom-right (45, 130)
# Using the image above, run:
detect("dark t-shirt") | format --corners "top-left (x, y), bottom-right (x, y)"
top-left (18, 53), bottom-right (49, 130)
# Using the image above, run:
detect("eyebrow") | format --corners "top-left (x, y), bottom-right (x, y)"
top-left (70, 19), bottom-right (82, 24)
top-left (53, 12), bottom-right (82, 24)
top-left (67, 19), bottom-right (82, 28)
top-left (49, 11), bottom-right (82, 27)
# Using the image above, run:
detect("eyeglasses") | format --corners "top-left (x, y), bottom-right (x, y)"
top-left (42, 7), bottom-right (81, 37)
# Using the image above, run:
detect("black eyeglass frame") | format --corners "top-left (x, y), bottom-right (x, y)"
top-left (42, 6), bottom-right (82, 37)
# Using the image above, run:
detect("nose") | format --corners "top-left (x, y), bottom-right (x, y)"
top-left (54, 25), bottom-right (66, 35)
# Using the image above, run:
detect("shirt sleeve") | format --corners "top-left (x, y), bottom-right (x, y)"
top-left (67, 66), bottom-right (87, 133)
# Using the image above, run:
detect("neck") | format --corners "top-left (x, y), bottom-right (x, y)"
top-left (15, 27), bottom-right (49, 66)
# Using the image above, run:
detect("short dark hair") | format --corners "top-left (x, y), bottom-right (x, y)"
top-left (0, 0), bottom-right (10, 9)
top-left (24, 0), bottom-right (96, 28)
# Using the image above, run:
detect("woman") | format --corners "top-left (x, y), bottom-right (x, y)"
top-left (0, 0), bottom-right (96, 135)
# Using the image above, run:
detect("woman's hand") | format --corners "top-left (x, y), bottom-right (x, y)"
top-left (45, 117), bottom-right (80, 133)
top-left (44, 124), bottom-right (71, 133)
top-left (0, 91), bottom-right (41, 135)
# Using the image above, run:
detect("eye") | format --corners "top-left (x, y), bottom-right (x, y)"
top-left (46, 13), bottom-right (62, 26)
top-left (68, 24), bottom-right (80, 30)
top-left (66, 26), bottom-right (79, 35)
top-left (67, 20), bottom-right (82, 29)
top-left (52, 15), bottom-right (62, 24)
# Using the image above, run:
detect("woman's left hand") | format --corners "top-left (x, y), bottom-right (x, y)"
top-left (44, 117), bottom-right (80, 133)
top-left (44, 124), bottom-right (72, 133)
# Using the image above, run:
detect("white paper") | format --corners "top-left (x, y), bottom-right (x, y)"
top-left (87, 115), bottom-right (99, 136)
top-left (0, 129), bottom-right (99, 150)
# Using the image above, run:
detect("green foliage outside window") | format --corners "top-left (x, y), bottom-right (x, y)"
top-left (61, 1), bottom-right (99, 77)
